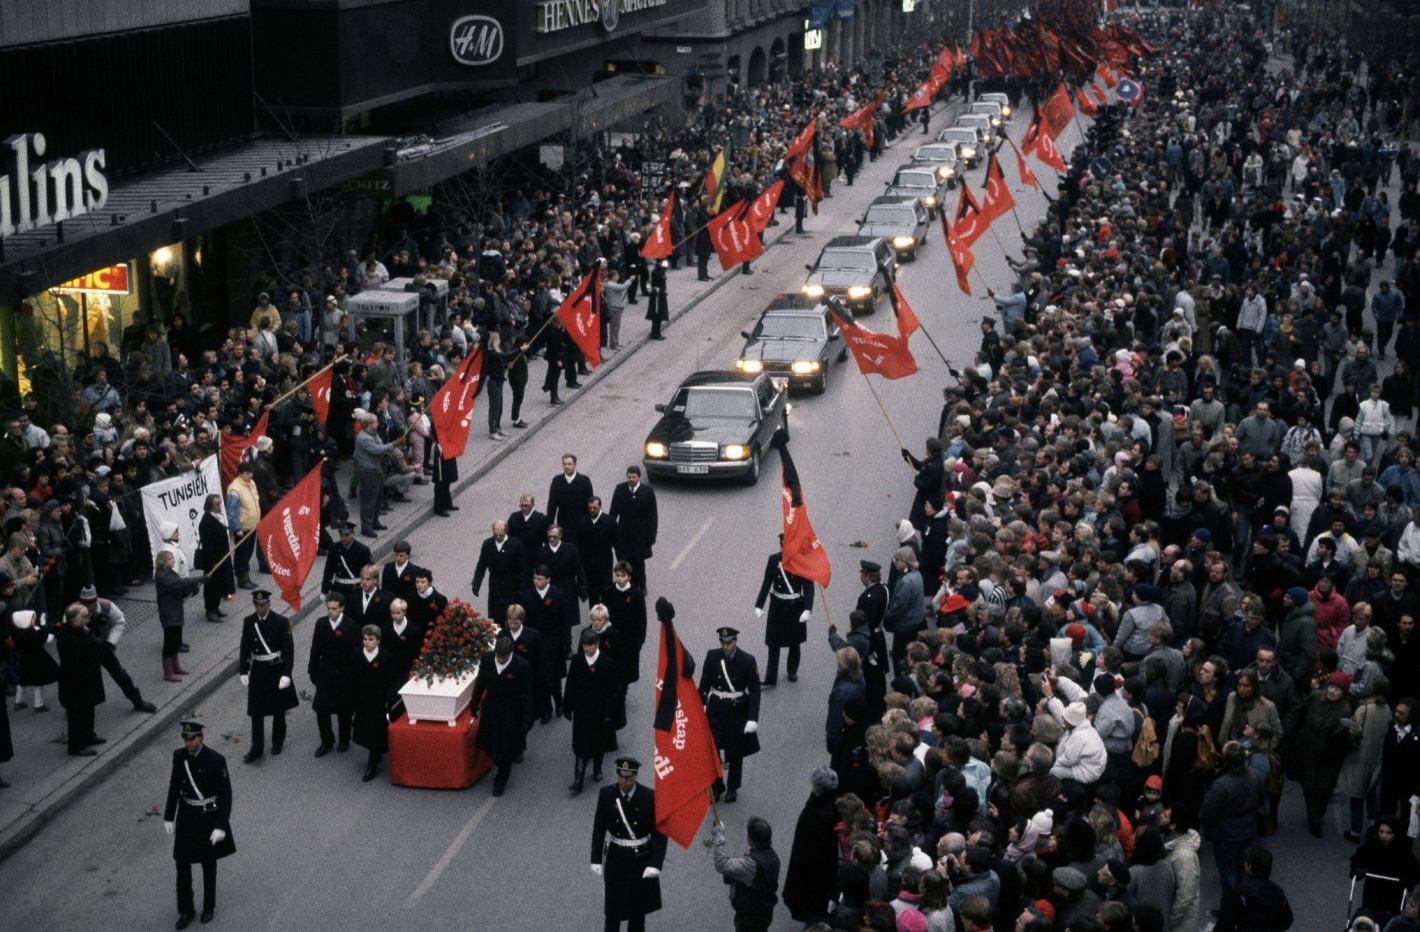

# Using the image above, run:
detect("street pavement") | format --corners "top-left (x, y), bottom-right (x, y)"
top-left (0, 99), bottom-right (1360, 932)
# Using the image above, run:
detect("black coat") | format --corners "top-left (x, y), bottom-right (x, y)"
top-left (518, 584), bottom-right (572, 680)
top-left (469, 651), bottom-right (535, 764)
top-left (156, 568), bottom-right (201, 629)
top-left (352, 647), bottom-right (399, 752)
top-left (308, 615), bottom-right (359, 714)
top-left (507, 509), bottom-right (550, 566)
top-left (381, 618), bottom-right (426, 688)
top-left (405, 587), bottom-right (448, 632)
top-left (581, 513), bottom-right (617, 600)
top-left (562, 650), bottom-right (620, 757)
top-left (55, 623), bottom-right (105, 710)
top-left (782, 791), bottom-right (842, 922)
top-left (754, 553), bottom-right (814, 649)
top-left (195, 512), bottom-right (234, 601)
top-left (699, 646), bottom-right (762, 758)
top-left (591, 781), bottom-right (666, 920)
top-left (380, 560), bottom-right (426, 604)
top-left (239, 611), bottom-right (298, 717)
top-left (472, 535), bottom-right (524, 625)
top-left (506, 625), bottom-right (549, 687)
top-left (163, 745), bottom-right (236, 864)
top-left (10, 618), bottom-right (59, 686)
top-left (605, 585), bottom-right (647, 684)
top-left (321, 539), bottom-right (373, 594)
top-left (610, 480), bottom-right (658, 561)
top-left (346, 587), bottom-right (394, 632)
top-left (547, 472), bottom-right (594, 545)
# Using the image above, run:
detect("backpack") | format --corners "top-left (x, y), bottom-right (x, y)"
top-left (1131, 709), bottom-right (1161, 768)
top-left (1190, 724), bottom-right (1220, 771)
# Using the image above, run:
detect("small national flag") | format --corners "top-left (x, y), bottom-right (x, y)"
top-left (1075, 85), bottom-right (1099, 118)
top-left (640, 191), bottom-right (676, 260)
top-left (980, 154), bottom-right (1017, 227)
top-left (707, 199), bottom-right (763, 270)
top-left (653, 612), bottom-right (722, 848)
top-left (705, 143), bottom-right (732, 212)
top-left (941, 212), bottom-right (975, 297)
top-left (770, 429), bottom-right (831, 588)
top-left (555, 266), bottom-right (604, 369)
top-left (827, 306), bottom-right (917, 380)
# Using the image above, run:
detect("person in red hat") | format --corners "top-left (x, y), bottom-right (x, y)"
top-left (1296, 671), bottom-right (1356, 836)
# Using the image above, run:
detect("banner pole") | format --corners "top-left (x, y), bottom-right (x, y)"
top-left (206, 526), bottom-right (258, 575)
top-left (266, 360), bottom-right (335, 411)
top-left (860, 370), bottom-right (909, 460)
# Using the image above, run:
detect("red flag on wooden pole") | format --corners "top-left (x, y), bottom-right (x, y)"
top-left (653, 612), bottom-right (722, 848)
top-left (1007, 136), bottom-right (1038, 189)
top-left (1040, 82), bottom-right (1076, 138)
top-left (941, 212), bottom-right (975, 297)
top-left (707, 199), bottom-right (764, 270)
top-left (220, 411), bottom-right (268, 490)
top-left (555, 265), bottom-right (604, 369)
top-left (428, 343), bottom-right (484, 460)
top-left (640, 192), bottom-right (676, 260)
top-left (952, 183), bottom-right (988, 248)
top-left (256, 464), bottom-right (323, 611)
top-left (308, 367), bottom-right (333, 425)
top-left (746, 180), bottom-right (785, 234)
top-left (1075, 85), bottom-right (1099, 117)
top-left (770, 430), bottom-right (831, 587)
top-left (827, 307), bottom-right (918, 380)
top-left (980, 155), bottom-right (1018, 227)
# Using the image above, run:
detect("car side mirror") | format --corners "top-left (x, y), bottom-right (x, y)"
top-left (805, 264), bottom-right (814, 272)
top-left (740, 330), bottom-right (752, 339)
top-left (654, 403), bottom-right (666, 413)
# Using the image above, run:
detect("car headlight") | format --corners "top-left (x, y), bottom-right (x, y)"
top-left (962, 147), bottom-right (976, 159)
top-left (1001, 106), bottom-right (1011, 117)
top-left (990, 117), bottom-right (1001, 126)
top-left (736, 359), bottom-right (764, 374)
top-left (802, 284), bottom-right (825, 297)
top-left (644, 441), bottom-right (668, 459)
top-left (892, 236), bottom-right (915, 248)
top-left (924, 195), bottom-right (937, 206)
top-left (847, 286), bottom-right (872, 299)
top-left (938, 166), bottom-right (953, 178)
top-left (791, 361), bottom-right (821, 374)
top-left (722, 444), bottom-right (750, 461)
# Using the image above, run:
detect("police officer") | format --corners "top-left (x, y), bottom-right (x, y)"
top-left (321, 521), bottom-right (371, 603)
top-left (853, 560), bottom-right (890, 712)
top-left (753, 536), bottom-right (813, 687)
top-left (162, 721), bottom-right (236, 929)
top-left (238, 590), bottom-right (298, 762)
top-left (647, 260), bottom-right (669, 341)
top-left (698, 626), bottom-right (761, 802)
top-left (591, 756), bottom-right (667, 932)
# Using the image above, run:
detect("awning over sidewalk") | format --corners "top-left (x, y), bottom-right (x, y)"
top-left (391, 75), bottom-right (679, 196)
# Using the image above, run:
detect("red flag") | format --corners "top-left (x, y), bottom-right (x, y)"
top-left (980, 154), bottom-right (1017, 226)
top-left (653, 616), bottom-right (721, 848)
top-left (429, 343), bottom-right (484, 460)
top-left (1021, 111), bottom-right (1044, 155)
top-left (1088, 82), bottom-right (1108, 104)
top-left (707, 199), bottom-right (763, 271)
top-left (640, 192), bottom-right (676, 260)
top-left (1041, 82), bottom-right (1075, 138)
top-left (941, 212), bottom-right (975, 297)
top-left (1075, 85), bottom-right (1099, 117)
top-left (771, 431), bottom-right (831, 587)
top-left (903, 79), bottom-right (936, 113)
top-left (746, 180), bottom-right (784, 234)
top-left (952, 183), bottom-right (988, 248)
top-left (308, 367), bottom-right (333, 425)
top-left (784, 117), bottom-right (816, 163)
top-left (838, 88), bottom-right (888, 148)
top-left (1035, 126), bottom-right (1067, 172)
top-left (786, 132), bottom-right (822, 213)
top-left (221, 410), bottom-right (268, 490)
top-left (1007, 136), bottom-right (1038, 188)
top-left (888, 281), bottom-right (921, 339)
top-left (828, 307), bottom-right (917, 380)
top-left (255, 464), bottom-right (322, 611)
top-left (556, 266), bottom-right (604, 369)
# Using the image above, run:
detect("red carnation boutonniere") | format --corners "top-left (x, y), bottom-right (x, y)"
top-left (372, 661), bottom-right (380, 669)
top-left (504, 673), bottom-right (513, 679)
top-left (589, 665), bottom-right (596, 673)
top-left (335, 630), bottom-right (344, 637)
top-left (543, 599), bottom-right (552, 607)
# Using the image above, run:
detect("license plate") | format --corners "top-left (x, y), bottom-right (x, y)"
top-left (676, 465), bottom-right (710, 475)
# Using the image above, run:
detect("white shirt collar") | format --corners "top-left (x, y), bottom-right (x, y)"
top-left (536, 585), bottom-right (550, 598)
top-left (392, 618), bottom-right (407, 634)
top-left (616, 582), bottom-right (630, 592)
top-left (495, 657), bottom-right (511, 674)
top-left (564, 472), bottom-right (577, 483)
top-left (329, 615), bottom-right (343, 630)
top-left (548, 543), bottom-right (560, 553)
top-left (363, 648), bottom-right (378, 662)
top-left (586, 650), bottom-right (600, 666)
top-left (508, 626), bottom-right (523, 641)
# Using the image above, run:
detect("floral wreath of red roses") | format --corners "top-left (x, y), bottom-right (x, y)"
top-left (410, 599), bottom-right (499, 685)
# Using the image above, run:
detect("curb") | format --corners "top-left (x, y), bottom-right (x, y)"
top-left (0, 103), bottom-right (951, 863)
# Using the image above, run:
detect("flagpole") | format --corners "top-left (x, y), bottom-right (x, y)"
top-left (506, 264), bottom-right (604, 370)
top-left (205, 526), bottom-right (258, 575)
top-left (914, 320), bottom-right (955, 369)
top-left (265, 359), bottom-right (335, 411)
top-left (816, 582), bottom-right (834, 631)
top-left (859, 370), bottom-right (910, 461)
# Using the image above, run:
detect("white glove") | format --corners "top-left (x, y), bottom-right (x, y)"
top-left (590, 864), bottom-right (603, 876)
top-left (239, 674), bottom-right (250, 687)
top-left (278, 676), bottom-right (292, 691)
top-left (642, 867), bottom-right (661, 879)
top-left (744, 721), bottom-right (759, 734)
top-left (799, 610), bottom-right (811, 623)
top-left (754, 607), bottom-right (763, 619)
top-left (209, 829), bottom-right (226, 845)
top-left (164, 821), bottom-right (175, 836)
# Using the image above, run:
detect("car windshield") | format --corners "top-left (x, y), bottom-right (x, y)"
top-left (756, 314), bottom-right (825, 340)
top-left (893, 173), bottom-right (934, 189)
top-left (672, 387), bottom-right (759, 419)
top-left (940, 131), bottom-right (974, 143)
top-left (915, 147), bottom-right (956, 163)
top-left (816, 249), bottom-right (877, 271)
top-left (864, 206), bottom-right (917, 225)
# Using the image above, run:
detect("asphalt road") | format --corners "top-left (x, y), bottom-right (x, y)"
top-left (0, 107), bottom-right (1361, 932)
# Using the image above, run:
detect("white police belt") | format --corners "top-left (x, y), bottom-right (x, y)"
top-left (251, 652), bottom-right (281, 662)
top-left (182, 795), bottom-right (217, 808)
top-left (708, 689), bottom-right (746, 700)
top-left (610, 836), bottom-right (651, 847)
top-left (770, 589), bottom-right (802, 600)
top-left (333, 577), bottom-right (359, 585)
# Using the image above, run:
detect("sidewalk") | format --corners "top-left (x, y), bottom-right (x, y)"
top-left (0, 103), bottom-right (956, 861)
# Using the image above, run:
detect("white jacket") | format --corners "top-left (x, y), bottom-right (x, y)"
top-left (1050, 724), bottom-right (1108, 784)
top-left (1356, 398), bottom-right (1393, 438)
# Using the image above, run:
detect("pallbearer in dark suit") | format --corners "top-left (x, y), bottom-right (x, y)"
top-left (381, 598), bottom-right (425, 690)
top-left (352, 625), bottom-right (399, 782)
top-left (309, 593), bottom-right (358, 756)
top-left (502, 605), bottom-right (548, 709)
top-left (753, 538), bottom-right (814, 687)
top-left (539, 525), bottom-right (588, 652)
top-left (563, 627), bottom-right (621, 791)
top-left (469, 635), bottom-right (536, 796)
top-left (472, 519), bottom-right (525, 627)
top-left (163, 721), bottom-right (236, 929)
top-left (547, 453), bottom-right (594, 547)
top-left (380, 540), bottom-right (426, 604)
top-left (405, 569), bottom-right (447, 632)
top-left (517, 566), bottom-right (571, 721)
top-left (591, 756), bottom-right (667, 932)
top-left (238, 590), bottom-right (298, 762)
top-left (507, 495), bottom-right (550, 583)
top-left (606, 562), bottom-right (647, 685)
top-left (347, 565), bottom-right (393, 631)
top-left (609, 466), bottom-right (658, 591)
top-left (582, 498), bottom-right (617, 609)
top-left (586, 603), bottom-right (628, 750)
top-left (320, 522), bottom-right (371, 602)
top-left (698, 624), bottom-right (762, 803)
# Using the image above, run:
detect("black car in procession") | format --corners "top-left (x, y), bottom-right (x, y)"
top-left (736, 294), bottom-right (850, 393)
top-left (642, 371), bottom-right (788, 485)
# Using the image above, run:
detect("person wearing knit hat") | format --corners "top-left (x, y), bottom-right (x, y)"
top-left (1065, 623), bottom-right (1088, 647)
top-left (1053, 865), bottom-right (1088, 891)
top-left (1297, 671), bottom-right (1357, 837)
top-left (896, 908), bottom-right (928, 932)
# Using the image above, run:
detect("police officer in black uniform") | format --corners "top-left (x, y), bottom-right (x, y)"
top-left (163, 720), bottom-right (236, 929)
top-left (321, 521), bottom-right (371, 603)
top-left (698, 627), bottom-right (761, 802)
top-left (647, 260), bottom-right (669, 340)
top-left (238, 590), bottom-right (299, 762)
top-left (852, 560), bottom-right (890, 713)
top-left (591, 756), bottom-right (667, 932)
top-left (753, 536), bottom-right (814, 688)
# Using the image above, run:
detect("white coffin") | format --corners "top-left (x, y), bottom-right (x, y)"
top-left (399, 669), bottom-right (477, 726)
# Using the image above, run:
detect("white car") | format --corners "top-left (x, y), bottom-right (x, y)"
top-left (978, 93), bottom-right (1012, 121)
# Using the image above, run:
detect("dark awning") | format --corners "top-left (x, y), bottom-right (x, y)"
top-left (391, 75), bottom-right (679, 196)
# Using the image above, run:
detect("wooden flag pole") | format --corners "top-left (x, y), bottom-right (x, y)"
top-left (816, 582), bottom-right (834, 631)
top-left (859, 370), bottom-right (909, 461)
top-left (265, 360), bottom-right (335, 411)
top-left (205, 526), bottom-right (259, 575)
top-left (915, 319), bottom-right (954, 369)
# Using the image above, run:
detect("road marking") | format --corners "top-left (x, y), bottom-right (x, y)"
top-left (403, 794), bottom-right (497, 908)
top-left (669, 516), bottom-right (716, 570)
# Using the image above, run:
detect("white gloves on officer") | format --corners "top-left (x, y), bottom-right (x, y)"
top-left (744, 721), bottom-right (758, 734)
top-left (590, 864), bottom-right (603, 876)
top-left (642, 867), bottom-right (661, 879)
top-left (209, 829), bottom-right (226, 845)
top-left (239, 674), bottom-right (250, 687)
top-left (754, 608), bottom-right (764, 619)
top-left (164, 821), bottom-right (175, 836)
top-left (799, 610), bottom-right (811, 623)
top-left (278, 676), bottom-right (292, 691)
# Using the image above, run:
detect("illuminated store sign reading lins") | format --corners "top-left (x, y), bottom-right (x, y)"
top-left (1, 133), bottom-right (109, 239)
top-left (533, 0), bottom-right (667, 34)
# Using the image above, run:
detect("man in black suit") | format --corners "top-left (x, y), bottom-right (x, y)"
top-left (610, 465), bottom-right (658, 591)
top-left (504, 604), bottom-right (551, 719)
top-left (56, 603), bottom-right (106, 756)
top-left (346, 565), bottom-right (393, 632)
top-left (238, 590), bottom-right (298, 762)
top-left (507, 494), bottom-right (550, 586)
top-left (606, 562), bottom-right (648, 685)
top-left (473, 519), bottom-right (525, 626)
top-left (163, 720), bottom-right (236, 928)
top-left (547, 453), bottom-right (594, 547)
top-left (469, 635), bottom-right (536, 797)
top-left (517, 566), bottom-right (571, 722)
top-left (539, 524), bottom-right (588, 655)
top-left (380, 539), bottom-right (426, 604)
top-left (381, 597), bottom-right (426, 688)
top-left (406, 569), bottom-right (448, 631)
top-left (698, 624), bottom-right (762, 802)
top-left (591, 756), bottom-right (667, 932)
top-left (309, 593), bottom-right (359, 755)
top-left (582, 497), bottom-right (617, 609)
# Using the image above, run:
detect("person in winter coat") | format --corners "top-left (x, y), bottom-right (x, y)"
top-left (1163, 802), bottom-right (1203, 932)
top-left (155, 551), bottom-right (205, 683)
top-left (1128, 828), bottom-right (1177, 931)
top-left (351, 624), bottom-right (397, 783)
top-left (1340, 676), bottom-right (1393, 841)
top-left (1162, 695), bottom-right (1212, 819)
top-left (1213, 846), bottom-right (1294, 932)
top-left (9, 606), bottom-right (58, 710)
top-left (1279, 589), bottom-right (1320, 686)
top-left (1297, 671), bottom-right (1357, 836)
top-left (55, 602), bottom-right (105, 756)
top-left (561, 627), bottom-right (620, 792)
top-left (1200, 741), bottom-right (1265, 897)
top-left (1381, 886), bottom-right (1420, 932)
top-left (1048, 699), bottom-right (1108, 786)
top-left (826, 648), bottom-right (866, 752)
top-left (782, 766), bottom-right (842, 924)
top-left (1289, 458), bottom-right (1325, 539)
top-left (1352, 816), bottom-right (1420, 917)
top-left (882, 547), bottom-right (924, 673)
top-left (1358, 383), bottom-right (1397, 468)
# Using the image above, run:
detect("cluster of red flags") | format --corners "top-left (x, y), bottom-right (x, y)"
top-left (969, 16), bottom-right (1155, 82)
top-left (706, 178), bottom-right (783, 271)
top-left (784, 118), bottom-right (823, 214)
top-left (837, 88), bottom-right (888, 148)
